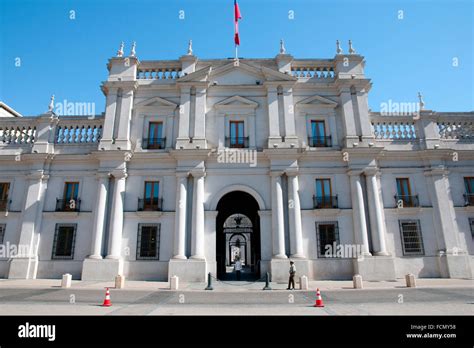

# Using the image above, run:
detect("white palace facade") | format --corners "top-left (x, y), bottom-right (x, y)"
top-left (0, 42), bottom-right (473, 282)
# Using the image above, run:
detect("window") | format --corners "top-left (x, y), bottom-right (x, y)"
top-left (316, 222), bottom-right (340, 257)
top-left (310, 120), bottom-right (329, 147)
top-left (146, 122), bottom-right (165, 149)
top-left (143, 181), bottom-right (160, 211)
top-left (137, 224), bottom-right (160, 260)
top-left (315, 179), bottom-right (335, 208)
top-left (229, 121), bottom-right (246, 148)
top-left (469, 218), bottom-right (474, 238)
top-left (399, 220), bottom-right (424, 255)
top-left (0, 224), bottom-right (5, 244)
top-left (464, 177), bottom-right (474, 206)
top-left (0, 182), bottom-right (10, 211)
top-left (59, 182), bottom-right (80, 211)
top-left (52, 224), bottom-right (77, 259)
top-left (396, 178), bottom-right (417, 207)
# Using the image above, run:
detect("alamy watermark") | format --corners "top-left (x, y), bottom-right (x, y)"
top-left (380, 99), bottom-right (420, 116)
top-left (324, 243), bottom-right (365, 259)
top-left (0, 242), bottom-right (32, 258)
top-left (217, 148), bottom-right (257, 167)
top-left (54, 99), bottom-right (96, 117)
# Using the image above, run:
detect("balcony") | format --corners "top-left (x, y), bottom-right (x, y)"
top-left (0, 199), bottom-right (11, 211)
top-left (138, 198), bottom-right (163, 211)
top-left (464, 193), bottom-right (474, 206)
top-left (394, 195), bottom-right (419, 208)
top-left (308, 136), bottom-right (332, 147)
top-left (313, 195), bottom-right (338, 209)
top-left (225, 137), bottom-right (249, 149)
top-left (55, 198), bottom-right (81, 212)
top-left (142, 138), bottom-right (166, 150)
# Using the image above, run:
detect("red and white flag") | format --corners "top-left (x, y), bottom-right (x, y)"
top-left (234, 0), bottom-right (242, 46)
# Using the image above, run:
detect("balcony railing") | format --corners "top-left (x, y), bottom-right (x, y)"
top-left (394, 195), bottom-right (419, 208)
top-left (142, 138), bottom-right (166, 149)
top-left (0, 199), bottom-right (11, 211)
top-left (55, 198), bottom-right (81, 212)
top-left (138, 198), bottom-right (163, 211)
top-left (225, 137), bottom-right (249, 148)
top-left (464, 193), bottom-right (474, 206)
top-left (313, 195), bottom-right (338, 209)
top-left (308, 136), bottom-right (332, 147)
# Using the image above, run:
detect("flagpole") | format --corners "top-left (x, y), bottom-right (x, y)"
top-left (235, 45), bottom-right (238, 60)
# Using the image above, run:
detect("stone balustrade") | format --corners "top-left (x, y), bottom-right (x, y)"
top-left (0, 118), bottom-right (37, 145)
top-left (291, 61), bottom-right (335, 79)
top-left (137, 62), bottom-right (183, 80)
top-left (55, 117), bottom-right (103, 144)
top-left (436, 114), bottom-right (474, 142)
top-left (371, 116), bottom-right (419, 141)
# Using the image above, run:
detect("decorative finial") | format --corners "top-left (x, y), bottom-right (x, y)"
top-left (187, 40), bottom-right (193, 55)
top-left (130, 41), bottom-right (136, 57)
top-left (117, 41), bottom-right (124, 57)
top-left (336, 40), bottom-right (343, 54)
top-left (348, 40), bottom-right (356, 54)
top-left (418, 92), bottom-right (425, 110)
top-left (48, 95), bottom-right (55, 112)
top-left (280, 39), bottom-right (286, 54)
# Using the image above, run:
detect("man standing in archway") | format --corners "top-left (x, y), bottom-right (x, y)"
top-left (287, 261), bottom-right (296, 290)
top-left (234, 257), bottom-right (242, 281)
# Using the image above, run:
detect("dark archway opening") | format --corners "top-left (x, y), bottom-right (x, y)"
top-left (216, 191), bottom-right (261, 280)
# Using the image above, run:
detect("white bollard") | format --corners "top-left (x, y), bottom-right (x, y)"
top-left (61, 273), bottom-right (72, 288)
top-left (115, 275), bottom-right (125, 289)
top-left (405, 273), bottom-right (416, 288)
top-left (353, 274), bottom-right (363, 289)
top-left (299, 275), bottom-right (308, 290)
top-left (170, 275), bottom-right (179, 290)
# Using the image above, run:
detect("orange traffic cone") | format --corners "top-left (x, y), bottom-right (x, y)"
top-left (314, 288), bottom-right (325, 307)
top-left (102, 288), bottom-right (112, 307)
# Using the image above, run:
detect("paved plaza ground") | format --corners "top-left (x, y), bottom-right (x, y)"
top-left (0, 278), bottom-right (472, 315)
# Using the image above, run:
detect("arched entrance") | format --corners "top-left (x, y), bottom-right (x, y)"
top-left (216, 191), bottom-right (261, 280)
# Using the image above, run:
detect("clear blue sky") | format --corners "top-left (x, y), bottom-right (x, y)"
top-left (0, 0), bottom-right (473, 116)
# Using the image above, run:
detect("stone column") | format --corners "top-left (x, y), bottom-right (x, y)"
top-left (8, 170), bottom-right (49, 279)
top-left (106, 171), bottom-right (127, 259)
top-left (173, 173), bottom-right (188, 259)
top-left (348, 171), bottom-right (371, 256)
top-left (282, 86), bottom-right (298, 145)
top-left (192, 86), bottom-right (207, 149)
top-left (176, 86), bottom-right (191, 148)
top-left (287, 172), bottom-right (304, 258)
top-left (89, 173), bottom-right (109, 259)
top-left (339, 88), bottom-right (359, 147)
top-left (365, 170), bottom-right (389, 256)
top-left (271, 172), bottom-right (287, 259)
top-left (190, 172), bottom-right (205, 260)
top-left (266, 86), bottom-right (282, 147)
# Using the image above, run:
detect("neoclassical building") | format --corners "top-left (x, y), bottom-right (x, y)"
top-left (0, 41), bottom-right (473, 282)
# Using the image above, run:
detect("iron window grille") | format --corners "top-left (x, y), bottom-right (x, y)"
top-left (316, 222), bottom-right (340, 258)
top-left (399, 220), bottom-right (425, 256)
top-left (137, 223), bottom-right (160, 260)
top-left (0, 224), bottom-right (5, 244)
top-left (52, 223), bottom-right (77, 260)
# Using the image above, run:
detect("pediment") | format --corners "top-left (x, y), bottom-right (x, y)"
top-left (135, 96), bottom-right (178, 108)
top-left (215, 95), bottom-right (258, 110)
top-left (296, 95), bottom-right (338, 108)
top-left (177, 61), bottom-right (295, 85)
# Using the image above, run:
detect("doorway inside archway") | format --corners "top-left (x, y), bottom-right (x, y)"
top-left (216, 191), bottom-right (261, 280)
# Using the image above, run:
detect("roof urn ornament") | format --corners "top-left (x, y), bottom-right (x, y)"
top-left (187, 40), bottom-right (193, 55)
top-left (336, 40), bottom-right (343, 54)
top-left (130, 41), bottom-right (136, 57)
top-left (280, 39), bottom-right (286, 54)
top-left (418, 92), bottom-right (425, 110)
top-left (117, 41), bottom-right (124, 57)
top-left (48, 94), bottom-right (55, 113)
top-left (348, 40), bottom-right (356, 54)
